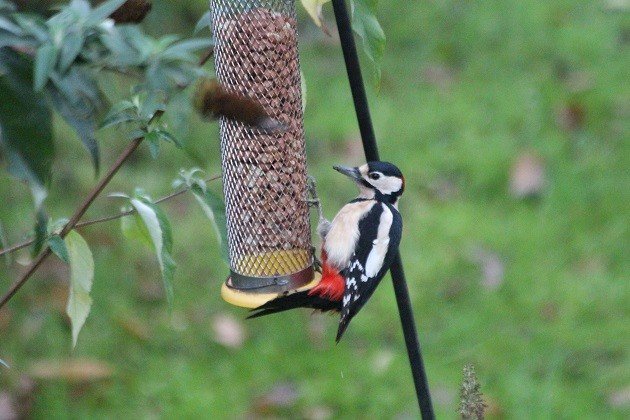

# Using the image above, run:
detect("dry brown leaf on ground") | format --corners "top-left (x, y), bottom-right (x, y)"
top-left (29, 359), bottom-right (113, 383)
top-left (253, 382), bottom-right (299, 415)
top-left (471, 248), bottom-right (505, 290)
top-left (0, 392), bottom-right (18, 420)
top-left (211, 313), bottom-right (246, 349)
top-left (509, 152), bottom-right (546, 198)
top-left (608, 385), bottom-right (630, 408)
top-left (115, 314), bottom-right (151, 341)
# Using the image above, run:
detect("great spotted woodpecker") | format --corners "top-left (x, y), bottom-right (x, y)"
top-left (249, 161), bottom-right (405, 342)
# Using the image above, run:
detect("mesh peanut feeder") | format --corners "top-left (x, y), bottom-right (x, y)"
top-left (210, 0), bottom-right (318, 307)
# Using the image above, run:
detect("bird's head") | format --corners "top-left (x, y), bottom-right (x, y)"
top-left (334, 161), bottom-right (405, 206)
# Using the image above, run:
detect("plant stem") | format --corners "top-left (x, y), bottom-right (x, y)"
top-left (0, 135), bottom-right (145, 310)
top-left (0, 175), bottom-right (221, 258)
top-left (0, 240), bottom-right (31, 259)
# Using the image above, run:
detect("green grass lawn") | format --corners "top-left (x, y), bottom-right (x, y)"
top-left (1, 0), bottom-right (628, 418)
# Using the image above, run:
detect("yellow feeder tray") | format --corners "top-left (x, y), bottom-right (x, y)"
top-left (221, 249), bottom-right (319, 308)
top-left (221, 272), bottom-right (320, 309)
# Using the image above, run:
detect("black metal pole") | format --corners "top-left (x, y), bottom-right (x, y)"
top-left (331, 0), bottom-right (435, 418)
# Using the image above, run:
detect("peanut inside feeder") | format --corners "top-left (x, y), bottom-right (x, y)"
top-left (211, 0), bottom-right (317, 303)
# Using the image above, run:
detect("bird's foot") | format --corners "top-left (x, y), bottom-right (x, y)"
top-left (311, 245), bottom-right (322, 273)
top-left (306, 175), bottom-right (326, 222)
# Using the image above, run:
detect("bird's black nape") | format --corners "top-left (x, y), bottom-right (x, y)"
top-left (366, 161), bottom-right (403, 178)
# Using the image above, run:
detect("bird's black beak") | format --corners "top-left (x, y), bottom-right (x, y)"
top-left (333, 165), bottom-right (362, 181)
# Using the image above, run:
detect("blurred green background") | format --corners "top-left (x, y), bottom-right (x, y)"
top-left (1, 0), bottom-right (629, 418)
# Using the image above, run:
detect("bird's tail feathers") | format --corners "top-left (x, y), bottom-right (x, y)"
top-left (247, 291), bottom-right (340, 319)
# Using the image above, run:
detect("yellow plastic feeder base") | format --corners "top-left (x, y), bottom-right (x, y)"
top-left (221, 272), bottom-right (321, 309)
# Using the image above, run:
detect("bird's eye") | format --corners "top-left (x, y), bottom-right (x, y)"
top-left (369, 173), bottom-right (380, 180)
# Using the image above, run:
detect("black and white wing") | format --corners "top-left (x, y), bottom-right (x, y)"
top-left (335, 202), bottom-right (403, 342)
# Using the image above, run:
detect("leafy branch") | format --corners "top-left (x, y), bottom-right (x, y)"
top-left (0, 104), bottom-right (228, 346)
top-left (0, 115), bottom-right (154, 312)
top-left (0, 174), bottom-right (222, 258)
top-left (301, 0), bottom-right (385, 85)
top-left (0, 0), bottom-right (211, 202)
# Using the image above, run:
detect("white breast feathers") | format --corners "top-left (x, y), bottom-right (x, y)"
top-left (324, 200), bottom-right (375, 270)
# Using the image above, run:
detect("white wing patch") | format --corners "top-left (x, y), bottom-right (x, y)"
top-left (364, 204), bottom-right (394, 278)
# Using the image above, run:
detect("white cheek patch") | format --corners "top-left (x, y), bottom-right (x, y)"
top-left (364, 203), bottom-right (393, 277)
top-left (376, 176), bottom-right (403, 195)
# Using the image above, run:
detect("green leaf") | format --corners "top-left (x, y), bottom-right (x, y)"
top-left (48, 234), bottom-right (69, 263)
top-left (350, 0), bottom-right (385, 86)
top-left (13, 14), bottom-right (48, 43)
top-left (47, 67), bottom-right (107, 174)
top-left (121, 212), bottom-right (153, 249)
top-left (164, 88), bottom-right (192, 144)
top-left (66, 0), bottom-right (91, 19)
top-left (0, 49), bottom-right (54, 190)
top-left (0, 0), bottom-right (16, 12)
top-left (145, 130), bottom-right (160, 159)
top-left (155, 129), bottom-right (182, 148)
top-left (108, 192), bottom-right (130, 199)
top-left (59, 29), bottom-right (85, 73)
top-left (194, 11), bottom-right (212, 34)
top-left (0, 16), bottom-right (23, 35)
top-left (101, 111), bottom-right (137, 130)
top-left (130, 198), bottom-right (175, 306)
top-left (139, 91), bottom-right (166, 121)
top-left (99, 25), bottom-right (146, 67)
top-left (152, 34), bottom-right (180, 53)
top-left (190, 184), bottom-right (229, 262)
top-left (0, 358), bottom-right (9, 369)
top-left (86, 0), bottom-right (127, 26)
top-left (161, 38), bottom-right (213, 61)
top-left (48, 217), bottom-right (69, 235)
top-left (31, 209), bottom-right (48, 257)
top-left (65, 230), bottom-right (94, 348)
top-left (34, 43), bottom-right (58, 91)
top-left (301, 0), bottom-right (331, 34)
top-left (99, 100), bottom-right (137, 128)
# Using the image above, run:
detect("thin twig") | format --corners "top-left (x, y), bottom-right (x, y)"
top-left (0, 175), bottom-right (221, 258)
top-left (75, 174), bottom-right (222, 229)
top-left (0, 240), bottom-right (31, 258)
top-left (0, 126), bottom-right (151, 309)
top-left (0, 175), bottom-right (221, 257)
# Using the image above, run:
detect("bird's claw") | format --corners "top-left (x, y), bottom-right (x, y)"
top-left (306, 175), bottom-right (325, 222)
top-left (311, 246), bottom-right (322, 273)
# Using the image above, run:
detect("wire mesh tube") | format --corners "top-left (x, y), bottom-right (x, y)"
top-left (210, 0), bottom-right (314, 293)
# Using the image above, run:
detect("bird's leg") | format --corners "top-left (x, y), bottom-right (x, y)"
top-left (311, 244), bottom-right (322, 273)
top-left (305, 176), bottom-right (330, 272)
top-left (305, 176), bottom-right (331, 239)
